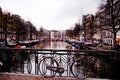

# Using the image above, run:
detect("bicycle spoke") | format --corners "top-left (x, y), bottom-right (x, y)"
top-left (38, 57), bottom-right (59, 77)
top-left (70, 58), bottom-right (91, 79)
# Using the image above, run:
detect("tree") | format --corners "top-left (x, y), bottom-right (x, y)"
top-left (65, 29), bottom-right (74, 38)
top-left (82, 14), bottom-right (99, 40)
top-left (99, 0), bottom-right (120, 47)
top-left (39, 27), bottom-right (44, 37)
top-left (89, 15), bottom-right (99, 39)
top-left (73, 23), bottom-right (80, 36)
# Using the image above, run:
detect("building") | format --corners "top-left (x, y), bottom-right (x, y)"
top-left (82, 14), bottom-right (95, 40)
top-left (50, 30), bottom-right (65, 41)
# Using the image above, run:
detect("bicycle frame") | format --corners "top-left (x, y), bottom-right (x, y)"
top-left (43, 54), bottom-right (76, 74)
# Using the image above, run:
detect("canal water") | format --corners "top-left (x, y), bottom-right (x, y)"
top-left (33, 41), bottom-right (68, 50)
top-left (45, 41), bottom-right (68, 49)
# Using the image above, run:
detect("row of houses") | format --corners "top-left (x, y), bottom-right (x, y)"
top-left (81, 0), bottom-right (120, 45)
top-left (0, 7), bottom-right (66, 45)
top-left (0, 7), bottom-right (45, 46)
top-left (82, 14), bottom-right (120, 45)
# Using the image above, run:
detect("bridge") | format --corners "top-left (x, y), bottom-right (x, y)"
top-left (0, 48), bottom-right (119, 80)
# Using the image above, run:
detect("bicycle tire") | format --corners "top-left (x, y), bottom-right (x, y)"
top-left (38, 56), bottom-right (59, 77)
top-left (70, 58), bottom-right (91, 78)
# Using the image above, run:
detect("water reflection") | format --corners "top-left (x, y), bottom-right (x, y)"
top-left (33, 41), bottom-right (67, 50)
top-left (45, 41), bottom-right (67, 49)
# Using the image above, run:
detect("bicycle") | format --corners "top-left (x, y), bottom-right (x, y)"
top-left (38, 52), bottom-right (92, 79)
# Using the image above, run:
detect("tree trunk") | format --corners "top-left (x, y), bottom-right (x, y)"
top-left (113, 32), bottom-right (116, 48)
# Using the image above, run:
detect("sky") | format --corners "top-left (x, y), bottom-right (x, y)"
top-left (0, 0), bottom-right (102, 30)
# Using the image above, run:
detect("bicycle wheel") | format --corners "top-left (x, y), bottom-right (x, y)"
top-left (38, 56), bottom-right (59, 77)
top-left (70, 58), bottom-right (91, 78)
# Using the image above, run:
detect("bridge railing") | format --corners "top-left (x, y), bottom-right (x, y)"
top-left (0, 48), bottom-right (119, 79)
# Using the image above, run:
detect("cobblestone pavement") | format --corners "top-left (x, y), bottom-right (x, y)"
top-left (0, 73), bottom-right (85, 80)
top-left (0, 73), bottom-right (111, 80)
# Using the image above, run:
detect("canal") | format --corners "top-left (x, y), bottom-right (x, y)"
top-left (32, 41), bottom-right (68, 50)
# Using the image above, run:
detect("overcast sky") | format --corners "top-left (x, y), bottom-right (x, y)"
top-left (0, 0), bottom-right (102, 30)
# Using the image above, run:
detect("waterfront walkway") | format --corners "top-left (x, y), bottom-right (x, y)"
top-left (0, 73), bottom-right (110, 80)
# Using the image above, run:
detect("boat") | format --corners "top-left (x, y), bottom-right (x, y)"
top-left (6, 41), bottom-right (17, 47)
top-left (18, 39), bottom-right (39, 47)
